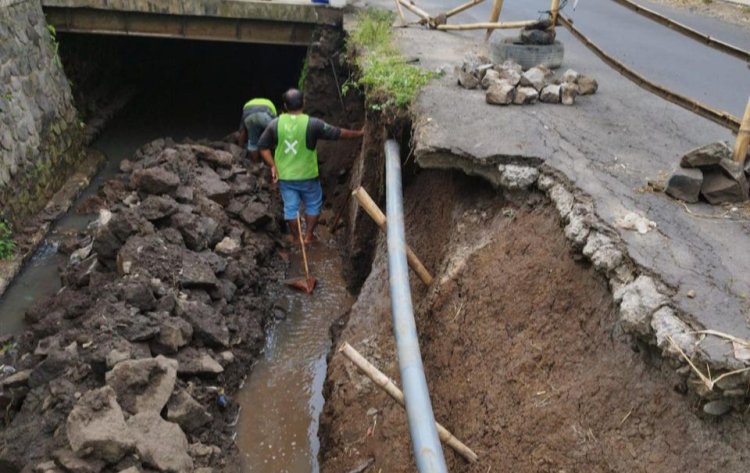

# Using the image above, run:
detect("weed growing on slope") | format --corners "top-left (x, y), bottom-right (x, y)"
top-left (346, 9), bottom-right (434, 110)
top-left (0, 220), bottom-right (16, 260)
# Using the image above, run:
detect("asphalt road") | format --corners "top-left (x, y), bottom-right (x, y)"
top-left (403, 0), bottom-right (750, 117)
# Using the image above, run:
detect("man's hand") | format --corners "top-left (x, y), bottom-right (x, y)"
top-left (271, 166), bottom-right (279, 184)
top-left (340, 127), bottom-right (365, 139)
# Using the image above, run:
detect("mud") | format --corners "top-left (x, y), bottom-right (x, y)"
top-left (321, 170), bottom-right (750, 472)
top-left (0, 138), bottom-right (285, 472)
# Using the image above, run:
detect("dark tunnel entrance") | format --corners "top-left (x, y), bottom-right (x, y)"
top-left (58, 33), bottom-right (308, 142)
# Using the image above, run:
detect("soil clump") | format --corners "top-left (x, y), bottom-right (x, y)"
top-left (0, 137), bottom-right (285, 472)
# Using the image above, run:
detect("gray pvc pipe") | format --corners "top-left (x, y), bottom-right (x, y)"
top-left (384, 139), bottom-right (449, 473)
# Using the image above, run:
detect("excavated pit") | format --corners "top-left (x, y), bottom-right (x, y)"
top-left (321, 168), bottom-right (750, 472)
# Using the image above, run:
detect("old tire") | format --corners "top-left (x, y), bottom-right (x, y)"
top-left (490, 37), bottom-right (565, 70)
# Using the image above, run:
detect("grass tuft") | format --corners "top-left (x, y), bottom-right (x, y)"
top-left (346, 9), bottom-right (434, 110)
top-left (0, 220), bottom-right (16, 260)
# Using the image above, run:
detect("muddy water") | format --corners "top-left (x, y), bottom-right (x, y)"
top-left (236, 235), bottom-right (353, 473)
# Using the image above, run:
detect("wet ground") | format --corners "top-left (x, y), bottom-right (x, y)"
top-left (237, 232), bottom-right (354, 472)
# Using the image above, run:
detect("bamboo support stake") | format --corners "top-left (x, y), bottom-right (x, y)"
top-left (397, 0), bottom-right (431, 22)
top-left (393, 0), bottom-right (406, 25)
top-left (352, 187), bottom-right (433, 286)
top-left (339, 342), bottom-right (479, 463)
top-left (437, 20), bottom-right (537, 31)
top-left (485, 0), bottom-right (504, 41)
top-left (733, 97), bottom-right (750, 163)
top-left (550, 0), bottom-right (561, 27)
top-left (445, 0), bottom-right (485, 18)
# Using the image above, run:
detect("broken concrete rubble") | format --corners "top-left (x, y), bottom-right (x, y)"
top-left (486, 82), bottom-right (515, 105)
top-left (105, 355), bottom-right (177, 415)
top-left (513, 86), bottom-right (538, 105)
top-left (665, 167), bottom-right (703, 203)
top-left (127, 411), bottom-right (193, 472)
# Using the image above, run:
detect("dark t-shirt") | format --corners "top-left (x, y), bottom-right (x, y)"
top-left (257, 115), bottom-right (342, 151)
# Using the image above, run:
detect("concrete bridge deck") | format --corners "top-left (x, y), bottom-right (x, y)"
top-left (42, 0), bottom-right (345, 45)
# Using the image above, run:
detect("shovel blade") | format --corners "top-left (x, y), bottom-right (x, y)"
top-left (284, 276), bottom-right (317, 294)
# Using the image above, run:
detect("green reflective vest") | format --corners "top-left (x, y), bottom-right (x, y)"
top-left (274, 114), bottom-right (318, 181)
top-left (243, 98), bottom-right (277, 116)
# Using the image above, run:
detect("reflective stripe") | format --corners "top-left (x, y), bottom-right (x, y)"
top-left (243, 98), bottom-right (277, 116)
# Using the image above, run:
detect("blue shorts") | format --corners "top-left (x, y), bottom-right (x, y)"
top-left (243, 110), bottom-right (274, 151)
top-left (279, 179), bottom-right (323, 220)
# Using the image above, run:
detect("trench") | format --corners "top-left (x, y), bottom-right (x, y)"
top-left (0, 30), bottom-right (366, 471)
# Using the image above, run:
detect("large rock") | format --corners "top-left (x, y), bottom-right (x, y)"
top-left (561, 82), bottom-right (578, 105)
top-left (539, 84), bottom-right (561, 104)
top-left (578, 75), bottom-right (598, 95)
top-left (665, 167), bottom-right (703, 203)
top-left (175, 300), bottom-right (230, 347)
top-left (105, 355), bottom-right (177, 415)
top-left (680, 141), bottom-right (732, 168)
top-left (195, 168), bottom-right (232, 206)
top-left (139, 195), bottom-right (178, 221)
top-left (171, 212), bottom-right (219, 252)
top-left (480, 69), bottom-right (502, 89)
top-left (51, 449), bottom-right (105, 473)
top-left (239, 201), bottom-right (272, 227)
top-left (214, 237), bottom-right (240, 256)
top-left (131, 168), bottom-right (180, 195)
top-left (701, 164), bottom-right (749, 204)
top-left (615, 275), bottom-right (668, 336)
top-left (179, 256), bottom-right (219, 288)
top-left (175, 349), bottom-right (225, 376)
top-left (562, 69), bottom-right (579, 84)
top-left (513, 87), bottom-right (538, 105)
top-left (166, 390), bottom-right (212, 433)
top-left (455, 66), bottom-right (479, 89)
top-left (127, 412), bottom-right (193, 472)
top-left (494, 63), bottom-right (522, 86)
top-left (158, 317), bottom-right (194, 353)
top-left (66, 386), bottom-right (135, 463)
top-left (191, 144), bottom-right (234, 168)
top-left (486, 83), bottom-right (515, 105)
top-left (519, 67), bottom-right (547, 91)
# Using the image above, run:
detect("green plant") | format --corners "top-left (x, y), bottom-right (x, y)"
top-left (346, 9), bottom-right (434, 110)
top-left (298, 56), bottom-right (310, 90)
top-left (0, 220), bottom-right (16, 260)
top-left (47, 24), bottom-right (62, 68)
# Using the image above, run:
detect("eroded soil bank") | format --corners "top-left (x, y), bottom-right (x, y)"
top-left (321, 169), bottom-right (750, 472)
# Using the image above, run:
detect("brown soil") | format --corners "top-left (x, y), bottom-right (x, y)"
top-left (321, 170), bottom-right (750, 473)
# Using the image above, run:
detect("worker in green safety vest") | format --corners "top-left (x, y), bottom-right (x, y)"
top-left (258, 88), bottom-right (364, 244)
top-left (237, 97), bottom-right (277, 162)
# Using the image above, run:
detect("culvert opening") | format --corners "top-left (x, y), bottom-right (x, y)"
top-left (321, 168), bottom-right (750, 473)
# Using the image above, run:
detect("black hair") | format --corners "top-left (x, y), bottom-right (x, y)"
top-left (282, 88), bottom-right (304, 112)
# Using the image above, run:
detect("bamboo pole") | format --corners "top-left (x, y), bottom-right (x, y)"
top-left (733, 97), bottom-right (750, 163)
top-left (393, 0), bottom-right (406, 25)
top-left (550, 0), bottom-right (561, 27)
top-left (485, 0), bottom-right (504, 41)
top-left (445, 0), bottom-right (485, 18)
top-left (352, 187), bottom-right (434, 286)
top-left (339, 342), bottom-right (479, 463)
top-left (397, 0), bottom-right (431, 22)
top-left (437, 20), bottom-right (537, 31)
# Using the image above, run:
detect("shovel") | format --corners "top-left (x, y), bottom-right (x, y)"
top-left (284, 213), bottom-right (317, 294)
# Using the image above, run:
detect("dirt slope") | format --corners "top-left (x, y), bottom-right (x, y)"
top-left (321, 170), bottom-right (750, 473)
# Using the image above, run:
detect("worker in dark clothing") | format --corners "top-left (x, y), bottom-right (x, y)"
top-left (237, 98), bottom-right (277, 162)
top-left (258, 88), bottom-right (363, 244)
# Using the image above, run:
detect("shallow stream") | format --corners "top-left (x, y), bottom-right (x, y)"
top-left (236, 235), bottom-right (353, 472)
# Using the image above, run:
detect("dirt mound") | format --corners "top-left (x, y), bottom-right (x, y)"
top-left (321, 171), bottom-right (750, 472)
top-left (0, 138), bottom-right (284, 472)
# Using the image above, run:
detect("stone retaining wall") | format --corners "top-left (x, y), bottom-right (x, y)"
top-left (0, 0), bottom-right (83, 225)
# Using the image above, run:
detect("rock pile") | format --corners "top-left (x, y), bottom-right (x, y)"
top-left (0, 138), bottom-right (284, 472)
top-left (456, 54), bottom-right (598, 107)
top-left (665, 141), bottom-right (749, 204)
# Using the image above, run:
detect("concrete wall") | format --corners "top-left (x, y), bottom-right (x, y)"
top-left (0, 0), bottom-right (83, 225)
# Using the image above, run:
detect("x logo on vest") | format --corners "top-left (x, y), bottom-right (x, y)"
top-left (284, 139), bottom-right (299, 155)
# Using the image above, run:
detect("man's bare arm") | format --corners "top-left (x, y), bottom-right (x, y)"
top-left (259, 148), bottom-right (278, 183)
top-left (237, 127), bottom-right (248, 147)
top-left (339, 128), bottom-right (365, 139)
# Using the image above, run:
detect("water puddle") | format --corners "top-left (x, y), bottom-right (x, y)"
top-left (236, 235), bottom-right (353, 473)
